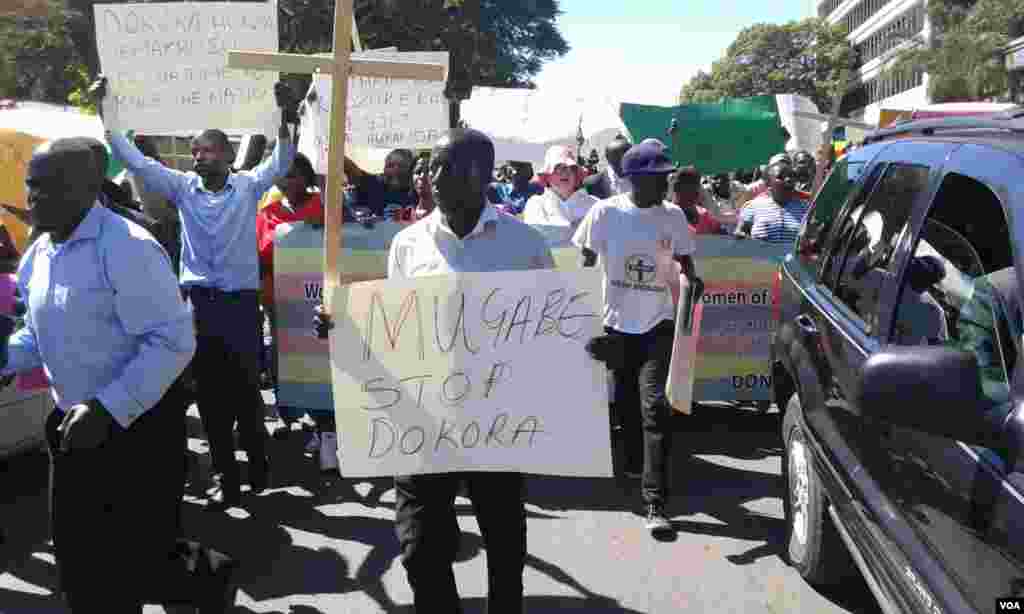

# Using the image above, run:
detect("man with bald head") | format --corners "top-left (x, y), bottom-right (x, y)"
top-left (316, 129), bottom-right (553, 612)
top-left (0, 139), bottom-right (232, 611)
top-left (95, 77), bottom-right (297, 507)
top-left (583, 135), bottom-right (633, 200)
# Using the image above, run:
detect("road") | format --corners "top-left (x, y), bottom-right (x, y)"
top-left (0, 401), bottom-right (882, 613)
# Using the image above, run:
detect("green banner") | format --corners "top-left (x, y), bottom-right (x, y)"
top-left (620, 96), bottom-right (787, 175)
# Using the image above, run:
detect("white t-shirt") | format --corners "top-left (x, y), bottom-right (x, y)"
top-left (572, 194), bottom-right (696, 334)
top-left (522, 188), bottom-right (597, 227)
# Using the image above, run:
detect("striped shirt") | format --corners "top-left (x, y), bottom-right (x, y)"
top-left (739, 196), bottom-right (811, 244)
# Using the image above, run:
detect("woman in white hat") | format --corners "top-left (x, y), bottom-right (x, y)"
top-left (523, 145), bottom-right (597, 239)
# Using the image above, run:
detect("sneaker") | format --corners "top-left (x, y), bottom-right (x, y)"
top-left (645, 504), bottom-right (673, 535)
top-left (305, 431), bottom-right (321, 454)
top-left (319, 431), bottom-right (339, 472)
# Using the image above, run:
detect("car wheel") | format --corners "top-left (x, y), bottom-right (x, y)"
top-left (782, 394), bottom-right (853, 586)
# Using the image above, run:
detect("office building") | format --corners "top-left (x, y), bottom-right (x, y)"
top-left (819, 0), bottom-right (929, 125)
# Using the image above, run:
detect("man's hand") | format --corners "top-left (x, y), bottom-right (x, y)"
top-left (58, 400), bottom-right (117, 453)
top-left (88, 76), bottom-right (109, 120)
top-left (274, 81), bottom-right (299, 124)
top-left (313, 303), bottom-right (334, 339)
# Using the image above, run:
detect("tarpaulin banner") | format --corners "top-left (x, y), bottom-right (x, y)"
top-left (619, 96), bottom-right (788, 175)
top-left (274, 221), bottom-right (788, 412)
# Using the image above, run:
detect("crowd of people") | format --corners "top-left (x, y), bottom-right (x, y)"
top-left (0, 74), bottom-right (836, 612)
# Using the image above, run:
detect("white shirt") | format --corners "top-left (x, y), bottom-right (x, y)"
top-left (522, 188), bottom-right (597, 228)
top-left (607, 167), bottom-right (632, 196)
top-left (388, 203), bottom-right (555, 279)
top-left (572, 194), bottom-right (696, 334)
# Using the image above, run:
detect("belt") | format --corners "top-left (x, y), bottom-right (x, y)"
top-left (185, 286), bottom-right (258, 300)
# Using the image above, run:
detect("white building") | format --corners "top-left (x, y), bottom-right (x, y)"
top-left (819, 0), bottom-right (930, 125)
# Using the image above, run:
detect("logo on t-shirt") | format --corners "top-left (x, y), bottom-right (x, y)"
top-left (625, 254), bottom-right (656, 284)
top-left (612, 254), bottom-right (665, 294)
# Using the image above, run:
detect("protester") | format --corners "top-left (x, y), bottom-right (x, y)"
top-left (97, 76), bottom-right (297, 507)
top-left (523, 145), bottom-right (597, 234)
top-left (412, 155), bottom-right (435, 220)
top-left (487, 160), bottom-right (544, 214)
top-left (315, 128), bottom-right (552, 612)
top-left (573, 139), bottom-right (700, 537)
top-left (0, 137), bottom-right (240, 612)
top-left (745, 152), bottom-right (792, 201)
top-left (671, 167), bottom-right (725, 235)
top-left (735, 161), bottom-right (812, 244)
top-left (583, 136), bottom-right (632, 200)
top-left (345, 149), bottom-right (417, 216)
top-left (791, 150), bottom-right (817, 193)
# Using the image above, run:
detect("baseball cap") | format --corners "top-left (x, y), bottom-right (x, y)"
top-left (542, 145), bottom-right (579, 175)
top-left (620, 139), bottom-right (676, 176)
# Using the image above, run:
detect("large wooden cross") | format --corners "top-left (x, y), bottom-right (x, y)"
top-left (226, 0), bottom-right (445, 314)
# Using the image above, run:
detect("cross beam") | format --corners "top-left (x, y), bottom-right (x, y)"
top-left (225, 0), bottom-right (445, 316)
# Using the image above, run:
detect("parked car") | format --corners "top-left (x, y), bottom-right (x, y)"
top-left (773, 109), bottom-right (1024, 613)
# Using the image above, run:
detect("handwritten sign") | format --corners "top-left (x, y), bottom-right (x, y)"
top-left (93, 2), bottom-right (278, 133)
top-left (303, 50), bottom-right (449, 170)
top-left (327, 269), bottom-right (611, 477)
top-left (273, 222), bottom-right (786, 414)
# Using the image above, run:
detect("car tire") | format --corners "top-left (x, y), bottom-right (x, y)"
top-left (782, 394), bottom-right (853, 586)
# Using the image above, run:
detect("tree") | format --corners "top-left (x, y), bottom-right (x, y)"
top-left (0, 0), bottom-right (90, 105)
top-left (885, 0), bottom-right (1024, 102)
top-left (678, 18), bottom-right (855, 114)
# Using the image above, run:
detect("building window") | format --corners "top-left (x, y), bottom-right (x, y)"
top-left (840, 68), bottom-right (924, 114)
top-left (834, 0), bottom-right (898, 37)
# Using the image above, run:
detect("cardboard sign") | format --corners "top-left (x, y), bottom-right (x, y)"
top-left (272, 222), bottom-right (787, 414)
top-left (327, 269), bottom-right (611, 477)
top-left (93, 2), bottom-right (279, 133)
top-left (302, 50), bottom-right (449, 171)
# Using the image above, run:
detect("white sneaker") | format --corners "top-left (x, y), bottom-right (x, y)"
top-left (319, 432), bottom-right (339, 472)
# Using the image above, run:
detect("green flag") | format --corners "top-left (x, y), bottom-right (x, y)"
top-left (620, 96), bottom-right (788, 175)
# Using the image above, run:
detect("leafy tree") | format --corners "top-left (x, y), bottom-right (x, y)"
top-left (0, 0), bottom-right (90, 105)
top-left (678, 18), bottom-right (855, 114)
top-left (885, 0), bottom-right (1024, 102)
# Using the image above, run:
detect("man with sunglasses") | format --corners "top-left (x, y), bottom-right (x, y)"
top-left (735, 161), bottom-right (811, 244)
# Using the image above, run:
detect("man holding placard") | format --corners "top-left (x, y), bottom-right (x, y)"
top-left (94, 76), bottom-right (297, 507)
top-left (316, 129), bottom-right (554, 613)
top-left (574, 139), bottom-right (701, 538)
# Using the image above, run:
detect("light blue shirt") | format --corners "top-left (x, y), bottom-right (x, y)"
top-left (109, 132), bottom-right (295, 291)
top-left (5, 205), bottom-right (196, 429)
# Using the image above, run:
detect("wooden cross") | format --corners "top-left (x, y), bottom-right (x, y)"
top-left (226, 0), bottom-right (445, 314)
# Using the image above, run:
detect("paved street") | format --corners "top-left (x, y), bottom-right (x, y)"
top-left (1, 401), bottom-right (882, 614)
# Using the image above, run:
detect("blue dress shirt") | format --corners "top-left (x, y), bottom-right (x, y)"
top-left (108, 132), bottom-right (296, 291)
top-left (4, 205), bottom-right (196, 429)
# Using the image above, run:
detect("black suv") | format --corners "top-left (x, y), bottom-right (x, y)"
top-left (773, 112), bottom-right (1024, 614)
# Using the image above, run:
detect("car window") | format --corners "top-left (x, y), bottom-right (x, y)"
top-left (795, 158), bottom-right (865, 274)
top-left (890, 173), bottom-right (1017, 403)
top-left (824, 164), bottom-right (930, 333)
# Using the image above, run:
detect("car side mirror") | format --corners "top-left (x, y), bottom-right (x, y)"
top-left (855, 346), bottom-right (991, 445)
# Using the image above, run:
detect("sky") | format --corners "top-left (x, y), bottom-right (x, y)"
top-left (533, 0), bottom-right (817, 107)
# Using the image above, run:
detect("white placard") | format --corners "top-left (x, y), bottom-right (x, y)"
top-left (303, 50), bottom-right (448, 169)
top-left (93, 2), bottom-right (279, 133)
top-left (329, 269), bottom-right (612, 478)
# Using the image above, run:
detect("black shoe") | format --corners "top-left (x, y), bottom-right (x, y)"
top-left (249, 465), bottom-right (270, 495)
top-left (207, 477), bottom-right (241, 507)
top-left (197, 553), bottom-right (240, 614)
top-left (645, 503), bottom-right (673, 536)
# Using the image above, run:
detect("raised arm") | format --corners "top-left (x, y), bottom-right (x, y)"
top-left (107, 132), bottom-right (189, 204)
top-left (249, 82), bottom-right (302, 196)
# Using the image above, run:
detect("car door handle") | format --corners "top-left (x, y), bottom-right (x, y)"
top-left (794, 314), bottom-right (818, 336)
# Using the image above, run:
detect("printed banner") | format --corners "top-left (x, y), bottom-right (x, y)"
top-left (273, 221), bottom-right (788, 414)
top-left (327, 269), bottom-right (611, 477)
top-left (93, 2), bottom-right (279, 133)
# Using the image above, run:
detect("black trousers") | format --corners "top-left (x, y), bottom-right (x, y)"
top-left (47, 381), bottom-right (197, 612)
top-left (187, 287), bottom-right (268, 493)
top-left (394, 472), bottom-right (526, 614)
top-left (606, 319), bottom-right (676, 506)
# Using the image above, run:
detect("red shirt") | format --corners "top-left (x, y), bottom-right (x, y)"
top-left (257, 192), bottom-right (324, 274)
top-left (688, 206), bottom-right (723, 235)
